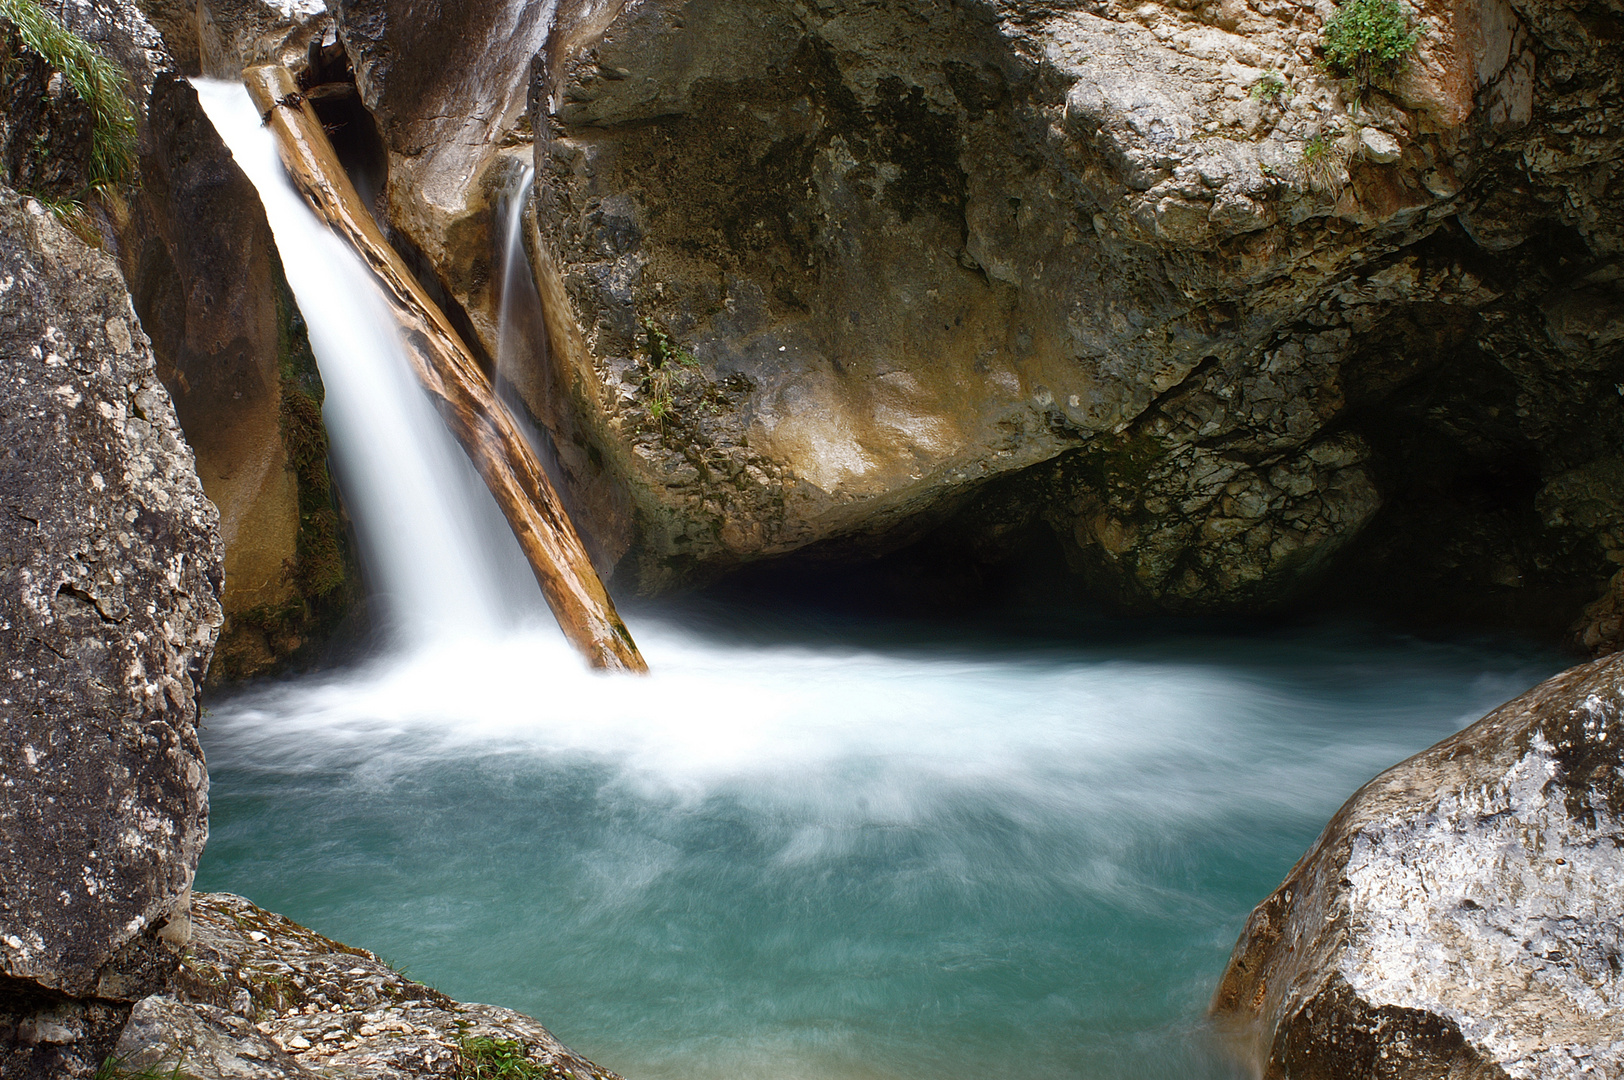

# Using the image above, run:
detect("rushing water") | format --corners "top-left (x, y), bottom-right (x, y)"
top-left (191, 69), bottom-right (1565, 1080)
top-left (192, 79), bottom-right (540, 642)
top-left (198, 609), bottom-right (1563, 1080)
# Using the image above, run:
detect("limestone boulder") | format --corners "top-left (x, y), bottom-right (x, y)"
top-left (0, 187), bottom-right (222, 1076)
top-left (518, 0), bottom-right (1622, 611)
top-left (1213, 652), bottom-right (1624, 1077)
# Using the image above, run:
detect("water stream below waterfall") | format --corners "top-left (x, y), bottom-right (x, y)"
top-left (197, 612), bottom-right (1562, 1080)
top-left (191, 75), bottom-right (1567, 1080)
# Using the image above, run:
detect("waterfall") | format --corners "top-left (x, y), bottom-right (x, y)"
top-left (495, 163), bottom-right (538, 398)
top-left (193, 79), bottom-right (539, 644)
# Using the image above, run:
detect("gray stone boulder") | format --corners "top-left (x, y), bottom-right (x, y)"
top-left (0, 186), bottom-right (222, 1076)
top-left (489, 0), bottom-right (1618, 628)
top-left (1213, 652), bottom-right (1624, 1077)
top-left (518, 0), bottom-right (1594, 601)
top-left (114, 893), bottom-right (626, 1080)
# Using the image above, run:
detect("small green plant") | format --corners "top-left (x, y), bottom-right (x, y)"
top-left (1319, 0), bottom-right (1423, 103)
top-left (456, 1036), bottom-right (557, 1080)
top-left (1249, 71), bottom-right (1290, 103)
top-left (639, 317), bottom-right (699, 426)
top-left (1297, 133), bottom-right (1349, 193)
top-left (95, 1054), bottom-right (191, 1080)
top-left (1, 0), bottom-right (138, 195)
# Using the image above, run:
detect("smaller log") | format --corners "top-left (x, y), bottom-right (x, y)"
top-left (245, 64), bottom-right (647, 673)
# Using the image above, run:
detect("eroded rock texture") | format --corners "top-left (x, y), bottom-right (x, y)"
top-left (90, 0), bottom-right (358, 678)
top-left (113, 893), bottom-right (625, 1080)
top-left (0, 187), bottom-right (222, 1077)
top-left (498, 0), bottom-right (1622, 624)
top-left (1213, 652), bottom-right (1624, 1078)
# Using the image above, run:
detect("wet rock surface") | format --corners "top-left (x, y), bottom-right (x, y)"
top-left (125, 70), bottom-right (357, 680)
top-left (0, 185), bottom-right (222, 1076)
top-left (113, 893), bottom-right (625, 1080)
top-left (1213, 651), bottom-right (1624, 1078)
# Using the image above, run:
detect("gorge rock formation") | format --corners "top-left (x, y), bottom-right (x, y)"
top-left (125, 68), bottom-right (355, 679)
top-left (0, 185), bottom-right (222, 1078)
top-left (24, 0), bottom-right (357, 679)
top-left (505, 0), bottom-right (1621, 631)
top-left (114, 0), bottom-right (1622, 647)
top-left (1212, 650), bottom-right (1624, 1078)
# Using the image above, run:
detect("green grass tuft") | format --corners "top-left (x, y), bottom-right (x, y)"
top-left (1297, 133), bottom-right (1349, 193)
top-left (1249, 71), bottom-right (1290, 103)
top-left (456, 1035), bottom-right (559, 1080)
top-left (95, 1056), bottom-right (192, 1080)
top-left (1, 0), bottom-right (137, 194)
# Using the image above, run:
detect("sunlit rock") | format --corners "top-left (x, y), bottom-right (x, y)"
top-left (115, 894), bottom-right (625, 1080)
top-left (1214, 651), bottom-right (1624, 1077)
top-left (519, 0), bottom-right (1623, 616)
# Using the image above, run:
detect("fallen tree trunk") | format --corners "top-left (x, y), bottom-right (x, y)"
top-left (244, 64), bottom-right (647, 673)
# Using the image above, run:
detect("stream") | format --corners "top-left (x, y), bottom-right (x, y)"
top-left (196, 610), bottom-right (1561, 1080)
top-left (191, 73), bottom-right (1566, 1080)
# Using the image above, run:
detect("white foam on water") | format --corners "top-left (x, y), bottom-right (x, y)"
top-left (204, 616), bottom-right (1536, 854)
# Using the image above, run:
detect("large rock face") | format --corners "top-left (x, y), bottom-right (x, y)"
top-left (129, 74), bottom-right (298, 619)
top-left (0, 187), bottom-right (222, 1076)
top-left (501, 0), bottom-right (1623, 617)
top-left (155, 0), bottom-right (1620, 635)
top-left (1213, 652), bottom-right (1624, 1078)
top-left (101, 0), bottom-right (356, 678)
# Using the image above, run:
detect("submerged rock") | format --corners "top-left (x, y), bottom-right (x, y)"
top-left (1213, 652), bottom-right (1624, 1077)
top-left (0, 185), bottom-right (223, 1076)
top-left (114, 893), bottom-right (625, 1080)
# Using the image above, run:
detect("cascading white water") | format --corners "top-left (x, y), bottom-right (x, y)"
top-left (192, 80), bottom-right (545, 644)
top-left (496, 164), bottom-right (538, 390)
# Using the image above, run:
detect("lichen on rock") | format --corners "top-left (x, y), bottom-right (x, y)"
top-left (112, 894), bottom-right (625, 1080)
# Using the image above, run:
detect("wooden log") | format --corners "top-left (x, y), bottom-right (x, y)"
top-left (244, 64), bottom-right (648, 673)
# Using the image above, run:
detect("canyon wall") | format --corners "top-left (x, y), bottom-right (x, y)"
top-left (520, 0), bottom-right (1622, 639)
top-left (126, 0), bottom-right (1620, 647)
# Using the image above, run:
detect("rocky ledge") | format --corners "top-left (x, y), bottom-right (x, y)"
top-left (1213, 651), bottom-right (1624, 1078)
top-left (112, 893), bottom-right (623, 1080)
